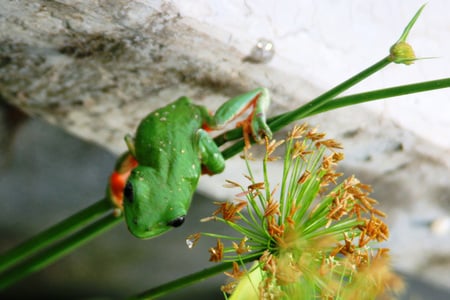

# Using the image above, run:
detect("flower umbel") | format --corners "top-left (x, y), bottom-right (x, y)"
top-left (192, 124), bottom-right (403, 299)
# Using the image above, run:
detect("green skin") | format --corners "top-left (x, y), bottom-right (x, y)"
top-left (123, 88), bottom-right (271, 239)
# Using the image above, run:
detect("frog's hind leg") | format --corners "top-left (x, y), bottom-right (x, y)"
top-left (196, 129), bottom-right (225, 175)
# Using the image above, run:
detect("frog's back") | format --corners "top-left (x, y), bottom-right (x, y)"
top-left (134, 97), bottom-right (203, 180)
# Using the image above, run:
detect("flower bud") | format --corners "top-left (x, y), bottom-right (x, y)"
top-left (389, 41), bottom-right (416, 65)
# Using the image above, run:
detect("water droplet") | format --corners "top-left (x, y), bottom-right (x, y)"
top-left (186, 233), bottom-right (200, 248)
top-left (186, 239), bottom-right (194, 249)
top-left (243, 38), bottom-right (275, 64)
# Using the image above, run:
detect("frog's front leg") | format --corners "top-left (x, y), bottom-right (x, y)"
top-left (124, 134), bottom-right (136, 157)
top-left (202, 87), bottom-right (272, 145)
top-left (196, 129), bottom-right (225, 175)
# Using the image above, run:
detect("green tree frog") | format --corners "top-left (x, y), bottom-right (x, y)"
top-left (108, 88), bottom-right (271, 239)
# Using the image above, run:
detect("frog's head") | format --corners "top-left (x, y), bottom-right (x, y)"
top-left (122, 166), bottom-right (188, 239)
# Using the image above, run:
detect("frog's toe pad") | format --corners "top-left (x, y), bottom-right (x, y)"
top-left (251, 118), bottom-right (272, 143)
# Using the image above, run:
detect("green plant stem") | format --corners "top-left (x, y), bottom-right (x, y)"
top-left (270, 57), bottom-right (390, 130)
top-left (0, 213), bottom-right (122, 290)
top-left (283, 77), bottom-right (450, 118)
top-left (0, 199), bottom-right (111, 273)
top-left (130, 255), bottom-right (258, 300)
top-left (219, 56), bottom-right (391, 159)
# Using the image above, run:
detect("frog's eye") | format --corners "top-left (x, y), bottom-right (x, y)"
top-left (167, 215), bottom-right (185, 227)
top-left (123, 181), bottom-right (134, 204)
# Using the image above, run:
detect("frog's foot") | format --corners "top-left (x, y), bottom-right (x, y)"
top-left (197, 129), bottom-right (226, 175)
top-left (250, 106), bottom-right (272, 143)
top-left (204, 87), bottom-right (272, 147)
top-left (238, 89), bottom-right (272, 147)
top-left (237, 103), bottom-right (272, 149)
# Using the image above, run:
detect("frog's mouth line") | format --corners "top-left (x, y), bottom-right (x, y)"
top-left (132, 224), bottom-right (172, 240)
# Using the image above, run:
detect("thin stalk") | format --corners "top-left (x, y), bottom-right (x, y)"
top-left (270, 57), bottom-right (390, 131)
top-left (130, 255), bottom-right (257, 300)
top-left (219, 57), bottom-right (391, 159)
top-left (0, 198), bottom-right (111, 272)
top-left (0, 213), bottom-right (122, 290)
top-left (306, 77), bottom-right (450, 116)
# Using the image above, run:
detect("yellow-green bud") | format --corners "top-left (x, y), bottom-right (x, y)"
top-left (389, 41), bottom-right (416, 65)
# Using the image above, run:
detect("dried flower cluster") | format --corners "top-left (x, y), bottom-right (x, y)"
top-left (189, 124), bottom-right (403, 299)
